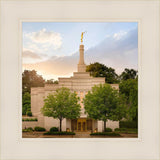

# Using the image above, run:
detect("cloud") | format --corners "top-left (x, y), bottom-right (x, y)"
top-left (113, 30), bottom-right (127, 40)
top-left (25, 28), bottom-right (62, 50)
top-left (23, 27), bottom-right (138, 79)
top-left (23, 50), bottom-right (42, 59)
top-left (22, 49), bottom-right (48, 64)
top-left (23, 54), bottom-right (78, 76)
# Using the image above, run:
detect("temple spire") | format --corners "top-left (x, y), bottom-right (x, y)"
top-left (78, 32), bottom-right (86, 72)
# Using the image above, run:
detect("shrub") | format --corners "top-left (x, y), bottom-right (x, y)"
top-left (22, 108), bottom-right (26, 115)
top-left (22, 118), bottom-right (37, 121)
top-left (44, 131), bottom-right (75, 135)
top-left (22, 127), bottom-right (33, 132)
top-left (26, 111), bottom-right (32, 117)
top-left (90, 132), bottom-right (121, 136)
top-left (115, 128), bottom-right (138, 133)
top-left (105, 128), bottom-right (112, 132)
top-left (34, 126), bottom-right (46, 131)
top-left (115, 128), bottom-right (127, 131)
top-left (27, 127), bottom-right (33, 131)
top-left (120, 121), bottom-right (137, 128)
top-left (50, 127), bottom-right (59, 132)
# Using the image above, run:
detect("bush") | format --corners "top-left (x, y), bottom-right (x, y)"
top-left (105, 128), bottom-right (112, 132)
top-left (115, 128), bottom-right (127, 131)
top-left (26, 111), bottom-right (32, 117)
top-left (22, 118), bottom-right (37, 121)
top-left (44, 131), bottom-right (75, 135)
top-left (120, 121), bottom-right (137, 128)
top-left (22, 127), bottom-right (33, 132)
top-left (22, 107), bottom-right (26, 115)
top-left (34, 126), bottom-right (46, 131)
top-left (90, 132), bottom-right (121, 136)
top-left (115, 128), bottom-right (138, 134)
top-left (50, 127), bottom-right (59, 132)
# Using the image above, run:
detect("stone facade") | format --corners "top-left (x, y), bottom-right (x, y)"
top-left (28, 43), bottom-right (119, 132)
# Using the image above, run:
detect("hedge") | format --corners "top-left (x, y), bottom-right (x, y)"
top-left (120, 121), bottom-right (137, 128)
top-left (22, 118), bottom-right (38, 121)
top-left (50, 127), bottom-right (59, 132)
top-left (26, 111), bottom-right (32, 117)
top-left (105, 128), bottom-right (112, 132)
top-left (115, 128), bottom-right (138, 134)
top-left (44, 131), bottom-right (75, 135)
top-left (90, 132), bottom-right (121, 136)
top-left (22, 127), bottom-right (34, 132)
top-left (34, 126), bottom-right (46, 131)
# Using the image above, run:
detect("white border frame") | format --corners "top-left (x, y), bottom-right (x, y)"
top-left (19, 19), bottom-right (141, 143)
top-left (0, 0), bottom-right (159, 160)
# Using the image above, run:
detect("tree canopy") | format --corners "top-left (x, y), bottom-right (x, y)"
top-left (119, 78), bottom-right (138, 121)
top-left (84, 84), bottom-right (126, 131)
top-left (41, 87), bottom-right (81, 131)
top-left (86, 62), bottom-right (119, 84)
top-left (120, 68), bottom-right (138, 81)
top-left (22, 92), bottom-right (31, 115)
top-left (45, 79), bottom-right (58, 84)
top-left (22, 70), bottom-right (45, 94)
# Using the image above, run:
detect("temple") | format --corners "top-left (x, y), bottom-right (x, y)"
top-left (23, 39), bottom-right (119, 132)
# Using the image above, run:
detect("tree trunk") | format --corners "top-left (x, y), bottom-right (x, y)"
top-left (104, 120), bottom-right (106, 132)
top-left (59, 119), bottom-right (62, 132)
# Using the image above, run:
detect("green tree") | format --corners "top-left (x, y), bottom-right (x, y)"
top-left (84, 84), bottom-right (126, 131)
top-left (86, 62), bottom-right (119, 84)
top-left (45, 79), bottom-right (59, 84)
top-left (119, 79), bottom-right (138, 122)
top-left (41, 87), bottom-right (81, 131)
top-left (120, 68), bottom-right (137, 80)
top-left (22, 92), bottom-right (31, 115)
top-left (22, 70), bottom-right (45, 94)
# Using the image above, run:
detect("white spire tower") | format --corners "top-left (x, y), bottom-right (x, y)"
top-left (78, 32), bottom-right (86, 72)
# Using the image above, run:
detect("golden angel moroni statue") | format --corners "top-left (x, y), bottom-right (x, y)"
top-left (81, 31), bottom-right (86, 43)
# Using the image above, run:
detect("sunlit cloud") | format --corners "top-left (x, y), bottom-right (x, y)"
top-left (113, 30), bottom-right (127, 40)
top-left (22, 49), bottom-right (48, 64)
top-left (23, 50), bottom-right (42, 59)
top-left (24, 28), bottom-right (62, 50)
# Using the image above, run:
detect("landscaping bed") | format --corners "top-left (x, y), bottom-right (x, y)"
top-left (42, 134), bottom-right (75, 138)
top-left (90, 132), bottom-right (121, 137)
top-left (115, 128), bottom-right (138, 134)
top-left (44, 131), bottom-right (75, 135)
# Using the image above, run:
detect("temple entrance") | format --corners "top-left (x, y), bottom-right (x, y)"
top-left (71, 118), bottom-right (92, 132)
top-left (77, 119), bottom-right (87, 131)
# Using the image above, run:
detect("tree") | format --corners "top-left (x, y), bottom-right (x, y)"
top-left (86, 62), bottom-right (119, 84)
top-left (119, 78), bottom-right (138, 122)
top-left (22, 92), bottom-right (31, 115)
top-left (120, 68), bottom-right (137, 81)
top-left (83, 84), bottom-right (126, 131)
top-left (41, 87), bottom-right (81, 131)
top-left (22, 70), bottom-right (45, 95)
top-left (45, 79), bottom-right (59, 84)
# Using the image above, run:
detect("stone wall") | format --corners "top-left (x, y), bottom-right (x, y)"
top-left (106, 120), bottom-right (119, 131)
top-left (97, 120), bottom-right (119, 132)
top-left (22, 121), bottom-right (39, 129)
top-left (44, 117), bottom-right (60, 131)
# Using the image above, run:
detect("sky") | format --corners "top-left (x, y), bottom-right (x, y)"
top-left (22, 22), bottom-right (138, 80)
